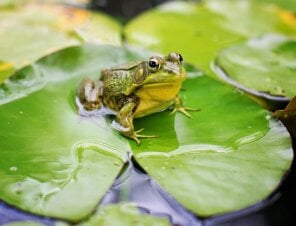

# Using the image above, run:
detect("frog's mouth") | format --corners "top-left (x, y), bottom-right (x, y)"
top-left (143, 68), bottom-right (186, 85)
top-left (140, 80), bottom-right (184, 95)
top-left (142, 81), bottom-right (178, 87)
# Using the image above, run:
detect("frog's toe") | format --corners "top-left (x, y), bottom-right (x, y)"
top-left (178, 107), bottom-right (192, 118)
top-left (185, 107), bottom-right (200, 112)
top-left (135, 128), bottom-right (158, 138)
top-left (130, 128), bottom-right (158, 145)
top-left (170, 106), bottom-right (200, 118)
top-left (134, 128), bottom-right (145, 134)
top-left (169, 108), bottom-right (178, 115)
top-left (130, 134), bottom-right (141, 146)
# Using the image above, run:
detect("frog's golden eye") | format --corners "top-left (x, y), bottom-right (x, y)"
top-left (148, 58), bottom-right (160, 72)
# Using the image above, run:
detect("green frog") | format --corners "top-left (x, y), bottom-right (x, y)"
top-left (77, 52), bottom-right (197, 145)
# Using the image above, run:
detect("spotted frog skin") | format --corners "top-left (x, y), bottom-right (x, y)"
top-left (77, 52), bottom-right (197, 145)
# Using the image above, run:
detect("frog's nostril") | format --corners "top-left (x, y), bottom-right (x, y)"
top-left (178, 54), bottom-right (183, 62)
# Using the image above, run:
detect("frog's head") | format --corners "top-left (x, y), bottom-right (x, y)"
top-left (133, 52), bottom-right (186, 86)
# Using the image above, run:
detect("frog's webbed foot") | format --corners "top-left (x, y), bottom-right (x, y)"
top-left (170, 96), bottom-right (200, 118)
top-left (130, 128), bottom-right (158, 145)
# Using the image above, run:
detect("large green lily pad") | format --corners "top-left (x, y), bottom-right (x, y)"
top-left (215, 34), bottom-right (296, 101)
top-left (124, 0), bottom-right (296, 74)
top-left (0, 2), bottom-right (121, 82)
top-left (131, 72), bottom-right (293, 216)
top-left (0, 45), bottom-right (142, 221)
top-left (0, 44), bottom-right (292, 220)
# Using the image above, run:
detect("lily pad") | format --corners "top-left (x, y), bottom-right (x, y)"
top-left (4, 222), bottom-right (44, 226)
top-left (0, 44), bottom-right (292, 220)
top-left (215, 34), bottom-right (296, 104)
top-left (0, 3), bottom-right (121, 81)
top-left (0, 45), bottom-right (147, 221)
top-left (124, 0), bottom-right (296, 74)
top-left (131, 72), bottom-right (293, 216)
top-left (81, 203), bottom-right (170, 226)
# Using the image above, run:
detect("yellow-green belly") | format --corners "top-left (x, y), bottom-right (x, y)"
top-left (134, 82), bottom-right (181, 118)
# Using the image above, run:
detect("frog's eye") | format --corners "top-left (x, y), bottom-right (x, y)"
top-left (148, 58), bottom-right (160, 72)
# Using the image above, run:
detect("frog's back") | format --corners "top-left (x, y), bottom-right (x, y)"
top-left (101, 61), bottom-right (140, 96)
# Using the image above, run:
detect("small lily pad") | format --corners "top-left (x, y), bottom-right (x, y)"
top-left (124, 0), bottom-right (296, 74)
top-left (215, 34), bottom-right (296, 105)
top-left (4, 222), bottom-right (45, 226)
top-left (81, 203), bottom-right (170, 226)
top-left (0, 3), bottom-right (121, 80)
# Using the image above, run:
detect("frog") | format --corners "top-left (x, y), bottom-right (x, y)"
top-left (77, 52), bottom-right (197, 145)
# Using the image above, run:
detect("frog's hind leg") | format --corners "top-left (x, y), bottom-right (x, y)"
top-left (113, 97), bottom-right (157, 145)
top-left (77, 77), bottom-right (102, 111)
top-left (170, 96), bottom-right (200, 118)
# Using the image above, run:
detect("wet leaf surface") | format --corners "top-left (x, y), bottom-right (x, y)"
top-left (215, 34), bottom-right (296, 100)
top-left (0, 3), bottom-right (121, 81)
top-left (0, 45), bottom-right (292, 220)
top-left (124, 0), bottom-right (296, 75)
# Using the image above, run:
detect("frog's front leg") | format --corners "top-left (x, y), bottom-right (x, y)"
top-left (170, 96), bottom-right (200, 118)
top-left (113, 97), bottom-right (156, 145)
